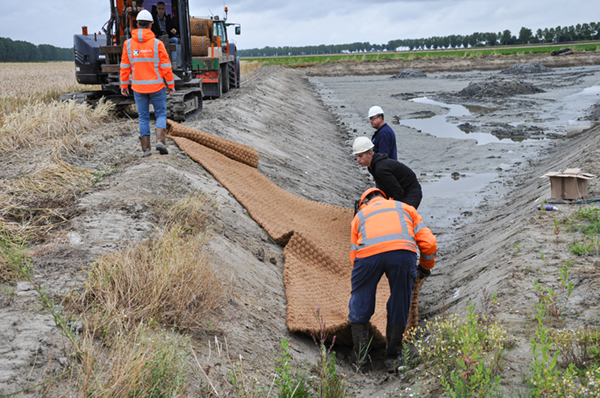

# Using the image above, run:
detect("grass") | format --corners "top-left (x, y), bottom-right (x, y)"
top-left (67, 195), bottom-right (223, 336)
top-left (565, 205), bottom-right (600, 256)
top-left (0, 193), bottom-right (226, 397)
top-left (414, 301), bottom-right (507, 397)
top-left (570, 205), bottom-right (600, 235)
top-left (76, 324), bottom-right (191, 398)
top-left (0, 62), bottom-right (114, 244)
top-left (240, 60), bottom-right (264, 76)
top-left (0, 155), bottom-right (99, 242)
top-left (241, 43), bottom-right (600, 67)
top-left (529, 272), bottom-right (600, 397)
top-left (224, 308), bottom-right (347, 397)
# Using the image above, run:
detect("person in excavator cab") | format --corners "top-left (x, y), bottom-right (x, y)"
top-left (120, 9), bottom-right (175, 157)
top-left (152, 1), bottom-right (182, 67)
top-left (349, 188), bottom-right (437, 373)
top-left (152, 1), bottom-right (179, 41)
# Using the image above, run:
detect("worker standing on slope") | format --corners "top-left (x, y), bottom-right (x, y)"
top-left (353, 136), bottom-right (423, 209)
top-left (120, 9), bottom-right (175, 158)
top-left (368, 106), bottom-right (397, 161)
top-left (349, 188), bottom-right (437, 373)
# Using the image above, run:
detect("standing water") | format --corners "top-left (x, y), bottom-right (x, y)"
top-left (399, 98), bottom-right (502, 145)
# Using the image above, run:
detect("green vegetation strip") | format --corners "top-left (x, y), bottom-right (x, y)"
top-left (243, 43), bottom-right (600, 67)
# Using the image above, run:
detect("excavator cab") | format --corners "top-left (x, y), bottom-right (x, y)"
top-left (64, 0), bottom-right (202, 121)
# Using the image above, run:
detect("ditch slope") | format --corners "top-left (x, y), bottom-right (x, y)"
top-left (1, 57), bottom-right (600, 396)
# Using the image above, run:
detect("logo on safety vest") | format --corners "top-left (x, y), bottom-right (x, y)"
top-left (133, 49), bottom-right (140, 56)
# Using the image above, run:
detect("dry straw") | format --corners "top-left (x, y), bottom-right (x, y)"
top-left (0, 155), bottom-right (97, 240)
top-left (74, 323), bottom-right (190, 397)
top-left (0, 61), bottom-right (110, 152)
top-left (71, 194), bottom-right (223, 336)
top-left (0, 62), bottom-right (94, 116)
top-left (0, 99), bottom-right (112, 152)
top-left (0, 62), bottom-right (113, 240)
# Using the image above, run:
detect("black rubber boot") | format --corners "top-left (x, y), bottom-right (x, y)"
top-left (384, 323), bottom-right (406, 373)
top-left (351, 323), bottom-right (370, 372)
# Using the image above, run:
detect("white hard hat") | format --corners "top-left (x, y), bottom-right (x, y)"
top-left (352, 136), bottom-right (374, 155)
top-left (136, 9), bottom-right (154, 22)
top-left (368, 106), bottom-right (384, 118)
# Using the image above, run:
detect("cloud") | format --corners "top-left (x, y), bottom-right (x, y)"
top-left (2, 0), bottom-right (596, 50)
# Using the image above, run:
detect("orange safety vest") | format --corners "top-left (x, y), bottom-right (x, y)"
top-left (350, 196), bottom-right (437, 270)
top-left (120, 29), bottom-right (174, 94)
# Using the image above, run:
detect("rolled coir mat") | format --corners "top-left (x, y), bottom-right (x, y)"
top-left (190, 18), bottom-right (213, 38)
top-left (190, 36), bottom-right (210, 57)
top-left (167, 120), bottom-right (259, 168)
top-left (167, 123), bottom-right (423, 346)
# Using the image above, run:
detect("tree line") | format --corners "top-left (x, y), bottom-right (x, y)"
top-left (0, 37), bottom-right (73, 62)
top-left (238, 22), bottom-right (600, 57)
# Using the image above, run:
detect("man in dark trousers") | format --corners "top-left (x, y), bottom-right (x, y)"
top-left (352, 136), bottom-right (423, 209)
top-left (368, 105), bottom-right (397, 161)
top-left (349, 188), bottom-right (437, 373)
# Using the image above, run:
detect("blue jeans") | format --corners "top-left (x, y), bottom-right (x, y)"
top-left (348, 250), bottom-right (417, 327)
top-left (134, 89), bottom-right (167, 137)
top-left (168, 38), bottom-right (181, 67)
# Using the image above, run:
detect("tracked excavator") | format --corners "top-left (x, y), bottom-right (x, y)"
top-left (62, 0), bottom-right (241, 121)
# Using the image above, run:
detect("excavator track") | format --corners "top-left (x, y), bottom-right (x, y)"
top-left (167, 88), bottom-right (203, 122)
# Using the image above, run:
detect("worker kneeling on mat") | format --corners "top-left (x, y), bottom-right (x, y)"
top-left (349, 188), bottom-right (437, 373)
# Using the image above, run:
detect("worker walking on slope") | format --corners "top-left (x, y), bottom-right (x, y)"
top-left (349, 188), bottom-right (437, 373)
top-left (368, 106), bottom-right (397, 161)
top-left (353, 136), bottom-right (423, 209)
top-left (120, 9), bottom-right (175, 158)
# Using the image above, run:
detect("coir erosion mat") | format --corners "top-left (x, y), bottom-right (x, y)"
top-left (167, 121), bottom-right (423, 346)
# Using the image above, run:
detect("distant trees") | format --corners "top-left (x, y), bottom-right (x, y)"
top-left (518, 27), bottom-right (533, 44)
top-left (0, 37), bottom-right (72, 62)
top-left (238, 20), bottom-right (600, 57)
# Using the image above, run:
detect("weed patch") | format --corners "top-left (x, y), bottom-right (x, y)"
top-left (571, 205), bottom-right (600, 236)
top-left (414, 301), bottom-right (507, 397)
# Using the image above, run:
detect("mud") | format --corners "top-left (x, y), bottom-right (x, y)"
top-left (453, 76), bottom-right (545, 98)
top-left (499, 61), bottom-right (552, 74)
top-left (1, 53), bottom-right (600, 397)
top-left (391, 68), bottom-right (427, 79)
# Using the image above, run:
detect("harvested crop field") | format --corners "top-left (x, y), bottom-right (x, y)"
top-left (1, 53), bottom-right (600, 397)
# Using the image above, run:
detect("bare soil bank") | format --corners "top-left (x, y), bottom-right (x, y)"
top-left (305, 51), bottom-right (600, 75)
top-left (1, 55), bottom-right (600, 397)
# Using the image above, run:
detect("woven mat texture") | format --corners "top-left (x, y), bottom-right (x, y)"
top-left (190, 36), bottom-right (210, 57)
top-left (190, 18), bottom-right (213, 38)
top-left (167, 121), bottom-right (420, 346)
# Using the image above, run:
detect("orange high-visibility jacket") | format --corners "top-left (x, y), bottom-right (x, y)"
top-left (120, 29), bottom-right (174, 94)
top-left (350, 196), bottom-right (437, 270)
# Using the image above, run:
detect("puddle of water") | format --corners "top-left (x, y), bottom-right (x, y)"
top-left (420, 173), bottom-right (498, 229)
top-left (543, 85), bottom-right (600, 132)
top-left (400, 98), bottom-right (503, 145)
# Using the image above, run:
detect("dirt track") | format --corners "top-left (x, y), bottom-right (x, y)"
top-left (1, 53), bottom-right (600, 396)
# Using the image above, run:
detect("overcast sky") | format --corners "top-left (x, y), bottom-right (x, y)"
top-left (2, 0), bottom-right (594, 50)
